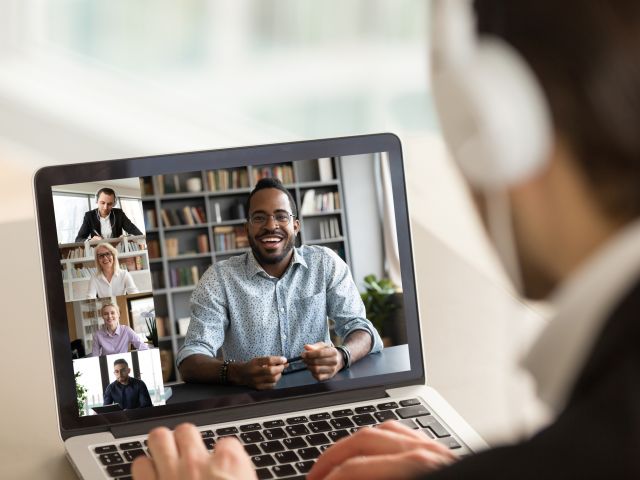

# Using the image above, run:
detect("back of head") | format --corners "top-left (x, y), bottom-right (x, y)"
top-left (475, 0), bottom-right (640, 221)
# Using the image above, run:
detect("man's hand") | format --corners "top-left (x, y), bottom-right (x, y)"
top-left (301, 342), bottom-right (343, 381)
top-left (229, 355), bottom-right (287, 390)
top-left (132, 423), bottom-right (257, 480)
top-left (90, 235), bottom-right (103, 241)
top-left (307, 421), bottom-right (457, 480)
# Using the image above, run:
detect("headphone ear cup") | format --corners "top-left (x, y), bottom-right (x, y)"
top-left (433, 38), bottom-right (552, 189)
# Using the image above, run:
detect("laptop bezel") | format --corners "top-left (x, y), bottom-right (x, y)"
top-left (34, 133), bottom-right (425, 435)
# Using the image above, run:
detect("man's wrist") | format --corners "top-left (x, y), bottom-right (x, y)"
top-left (335, 345), bottom-right (351, 370)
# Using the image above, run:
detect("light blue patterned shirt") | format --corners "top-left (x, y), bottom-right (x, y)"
top-left (177, 245), bottom-right (383, 365)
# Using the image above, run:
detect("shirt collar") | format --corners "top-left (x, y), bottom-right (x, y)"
top-left (244, 247), bottom-right (307, 278)
top-left (104, 324), bottom-right (122, 337)
top-left (521, 218), bottom-right (640, 414)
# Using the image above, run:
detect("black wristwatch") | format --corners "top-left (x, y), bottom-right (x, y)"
top-left (335, 345), bottom-right (352, 370)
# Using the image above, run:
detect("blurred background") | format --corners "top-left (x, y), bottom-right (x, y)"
top-left (0, 0), bottom-right (548, 454)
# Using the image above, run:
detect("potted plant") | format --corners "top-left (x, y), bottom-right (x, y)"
top-left (142, 309), bottom-right (158, 347)
top-left (75, 371), bottom-right (88, 416)
top-left (360, 274), bottom-right (399, 345)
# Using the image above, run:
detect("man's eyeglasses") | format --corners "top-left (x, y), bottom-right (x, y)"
top-left (97, 252), bottom-right (113, 260)
top-left (248, 213), bottom-right (296, 226)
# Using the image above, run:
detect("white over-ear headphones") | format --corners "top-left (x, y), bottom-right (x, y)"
top-left (431, 0), bottom-right (552, 190)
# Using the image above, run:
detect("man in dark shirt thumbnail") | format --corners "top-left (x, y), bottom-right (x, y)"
top-left (103, 358), bottom-right (152, 410)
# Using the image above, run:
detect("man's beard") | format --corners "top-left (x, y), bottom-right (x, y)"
top-left (249, 232), bottom-right (296, 266)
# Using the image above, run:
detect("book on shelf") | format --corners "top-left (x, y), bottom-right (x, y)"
top-left (141, 177), bottom-right (154, 196)
top-left (147, 240), bottom-right (161, 259)
top-left (319, 218), bottom-right (341, 240)
top-left (169, 265), bottom-right (203, 288)
top-left (301, 190), bottom-right (339, 214)
top-left (213, 226), bottom-right (249, 251)
top-left (207, 168), bottom-right (249, 191)
top-left (318, 157), bottom-right (334, 181)
top-left (156, 316), bottom-right (168, 338)
top-left (120, 256), bottom-right (143, 272)
top-left (150, 270), bottom-right (165, 289)
top-left (144, 209), bottom-right (157, 229)
top-left (300, 189), bottom-right (315, 215)
top-left (164, 238), bottom-right (179, 257)
top-left (252, 164), bottom-right (294, 185)
top-left (197, 234), bottom-right (209, 254)
top-left (161, 206), bottom-right (206, 227)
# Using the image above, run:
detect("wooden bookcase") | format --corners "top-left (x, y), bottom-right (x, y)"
top-left (140, 158), bottom-right (351, 383)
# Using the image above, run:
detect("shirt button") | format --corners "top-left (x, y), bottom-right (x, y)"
top-left (281, 308), bottom-right (285, 312)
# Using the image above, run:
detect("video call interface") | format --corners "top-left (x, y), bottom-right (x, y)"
top-left (52, 152), bottom-right (411, 416)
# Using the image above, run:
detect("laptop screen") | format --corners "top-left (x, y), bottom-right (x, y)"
top-left (34, 134), bottom-right (424, 433)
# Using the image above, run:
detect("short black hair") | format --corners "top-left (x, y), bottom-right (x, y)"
top-left (113, 358), bottom-right (128, 368)
top-left (96, 187), bottom-right (117, 202)
top-left (246, 177), bottom-right (297, 218)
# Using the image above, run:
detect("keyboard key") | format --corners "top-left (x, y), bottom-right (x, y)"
top-left (122, 449), bottom-right (146, 462)
top-left (332, 409), bottom-right (354, 417)
top-left (421, 428), bottom-right (435, 439)
top-left (330, 417), bottom-right (355, 429)
top-left (256, 468), bottom-right (274, 480)
top-left (399, 398), bottom-right (421, 407)
top-left (308, 420), bottom-right (332, 433)
top-left (309, 412), bottom-right (331, 421)
top-left (283, 437), bottom-right (307, 450)
top-left (328, 429), bottom-right (350, 442)
top-left (306, 433), bottom-right (330, 446)
top-left (286, 416), bottom-right (309, 425)
top-left (200, 430), bottom-right (215, 438)
top-left (119, 441), bottom-right (142, 450)
top-left (94, 445), bottom-right (117, 454)
top-left (437, 437), bottom-right (462, 449)
top-left (396, 405), bottom-right (430, 418)
top-left (99, 452), bottom-right (123, 466)
top-left (398, 419), bottom-right (419, 429)
top-left (353, 414), bottom-right (377, 426)
top-left (286, 424), bottom-right (310, 436)
top-left (416, 416), bottom-right (450, 437)
top-left (374, 410), bottom-right (398, 422)
top-left (203, 438), bottom-right (216, 450)
top-left (240, 423), bottom-right (262, 432)
top-left (252, 454), bottom-right (276, 468)
top-left (295, 461), bottom-right (315, 474)
top-left (275, 450), bottom-right (299, 463)
top-left (106, 463), bottom-right (132, 477)
top-left (216, 427), bottom-right (239, 436)
top-left (264, 428), bottom-right (287, 440)
top-left (319, 444), bottom-right (331, 452)
top-left (241, 431), bottom-right (265, 444)
top-left (377, 402), bottom-right (398, 410)
top-left (298, 447), bottom-right (321, 460)
top-left (263, 420), bottom-right (285, 428)
top-left (272, 464), bottom-right (297, 477)
top-left (244, 444), bottom-right (261, 456)
top-left (354, 405), bottom-right (376, 414)
top-left (260, 440), bottom-right (285, 453)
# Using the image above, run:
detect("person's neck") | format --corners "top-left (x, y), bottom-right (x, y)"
top-left (117, 378), bottom-right (129, 385)
top-left (258, 251), bottom-right (294, 278)
top-left (99, 210), bottom-right (110, 219)
top-left (103, 268), bottom-right (114, 279)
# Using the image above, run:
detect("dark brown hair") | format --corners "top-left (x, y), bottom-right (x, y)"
top-left (475, 0), bottom-right (640, 219)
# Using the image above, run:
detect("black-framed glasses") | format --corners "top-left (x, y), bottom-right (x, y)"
top-left (248, 212), bottom-right (296, 226)
top-left (97, 252), bottom-right (113, 260)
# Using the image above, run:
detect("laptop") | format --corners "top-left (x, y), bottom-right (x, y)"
top-left (34, 133), bottom-right (486, 479)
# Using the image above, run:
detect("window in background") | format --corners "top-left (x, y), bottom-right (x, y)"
top-left (73, 356), bottom-right (103, 416)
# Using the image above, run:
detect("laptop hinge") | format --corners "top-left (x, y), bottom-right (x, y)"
top-left (111, 386), bottom-right (389, 438)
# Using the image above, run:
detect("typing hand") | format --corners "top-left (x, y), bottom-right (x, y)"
top-left (231, 355), bottom-right (287, 390)
top-left (132, 423), bottom-right (257, 480)
top-left (301, 342), bottom-right (343, 381)
top-left (307, 420), bottom-right (456, 480)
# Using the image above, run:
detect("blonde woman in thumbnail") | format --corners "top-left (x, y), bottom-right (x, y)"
top-left (86, 242), bottom-right (139, 299)
top-left (92, 303), bottom-right (149, 356)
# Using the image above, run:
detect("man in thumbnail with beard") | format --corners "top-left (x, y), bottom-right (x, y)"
top-left (177, 177), bottom-right (382, 389)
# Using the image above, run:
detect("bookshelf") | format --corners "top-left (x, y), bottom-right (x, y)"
top-left (139, 158), bottom-right (351, 383)
top-left (59, 235), bottom-right (151, 302)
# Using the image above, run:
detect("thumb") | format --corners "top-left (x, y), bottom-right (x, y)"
top-left (304, 342), bottom-right (327, 351)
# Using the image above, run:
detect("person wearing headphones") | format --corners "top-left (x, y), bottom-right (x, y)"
top-left (131, 0), bottom-right (640, 478)
top-left (74, 187), bottom-right (143, 242)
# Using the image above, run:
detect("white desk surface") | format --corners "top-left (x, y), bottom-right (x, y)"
top-left (0, 214), bottom-right (546, 479)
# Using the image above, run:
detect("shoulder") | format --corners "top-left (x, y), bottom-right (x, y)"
top-left (298, 245), bottom-right (342, 263)
top-left (206, 253), bottom-right (248, 278)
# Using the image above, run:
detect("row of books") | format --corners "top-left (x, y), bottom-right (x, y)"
top-left (318, 218), bottom-right (342, 240)
top-left (252, 165), bottom-right (294, 185)
top-left (161, 206), bottom-right (207, 227)
top-left (145, 209), bottom-right (158, 229)
top-left (213, 226), bottom-right (249, 252)
top-left (163, 234), bottom-right (210, 258)
top-left (207, 169), bottom-right (250, 192)
top-left (169, 266), bottom-right (202, 288)
top-left (62, 237), bottom-right (146, 260)
top-left (65, 267), bottom-right (98, 280)
top-left (300, 189), bottom-right (341, 214)
top-left (155, 174), bottom-right (185, 195)
top-left (119, 256), bottom-right (145, 272)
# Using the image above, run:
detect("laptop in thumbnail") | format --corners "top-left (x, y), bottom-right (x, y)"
top-left (34, 133), bottom-right (486, 479)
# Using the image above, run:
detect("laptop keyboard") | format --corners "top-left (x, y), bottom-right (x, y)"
top-left (91, 397), bottom-right (468, 479)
